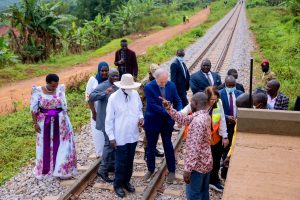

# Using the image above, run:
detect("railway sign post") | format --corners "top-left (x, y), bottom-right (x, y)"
top-left (249, 58), bottom-right (253, 108)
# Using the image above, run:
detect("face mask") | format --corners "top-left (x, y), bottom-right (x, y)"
top-left (225, 87), bottom-right (236, 93)
top-left (177, 56), bottom-right (184, 62)
top-left (124, 89), bottom-right (133, 95)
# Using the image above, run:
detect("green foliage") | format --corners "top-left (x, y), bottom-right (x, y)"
top-left (247, 4), bottom-right (300, 108)
top-left (2, 0), bottom-right (75, 63)
top-left (247, 0), bottom-right (300, 16)
top-left (0, 37), bottom-right (18, 68)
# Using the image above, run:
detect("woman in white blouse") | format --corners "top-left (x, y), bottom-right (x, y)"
top-left (85, 62), bottom-right (109, 157)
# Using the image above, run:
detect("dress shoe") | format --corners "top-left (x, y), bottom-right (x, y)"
top-left (155, 149), bottom-right (164, 157)
top-left (114, 187), bottom-right (125, 198)
top-left (124, 182), bottom-right (135, 193)
top-left (166, 172), bottom-right (175, 184)
top-left (97, 171), bottom-right (113, 183)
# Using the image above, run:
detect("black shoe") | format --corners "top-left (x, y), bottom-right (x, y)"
top-left (155, 149), bottom-right (164, 157)
top-left (108, 167), bottom-right (115, 173)
top-left (97, 171), bottom-right (113, 183)
top-left (124, 182), bottom-right (135, 193)
top-left (221, 166), bottom-right (228, 180)
top-left (114, 187), bottom-right (125, 198)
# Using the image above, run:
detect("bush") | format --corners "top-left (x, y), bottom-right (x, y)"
top-left (0, 37), bottom-right (18, 68)
top-left (247, 5), bottom-right (300, 108)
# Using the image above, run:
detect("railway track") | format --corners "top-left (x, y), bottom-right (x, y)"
top-left (57, 3), bottom-right (243, 200)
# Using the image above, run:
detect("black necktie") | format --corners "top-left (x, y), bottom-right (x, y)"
top-left (206, 73), bottom-right (212, 86)
top-left (182, 62), bottom-right (188, 79)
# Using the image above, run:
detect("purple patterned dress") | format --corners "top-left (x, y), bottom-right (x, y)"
top-left (30, 85), bottom-right (77, 179)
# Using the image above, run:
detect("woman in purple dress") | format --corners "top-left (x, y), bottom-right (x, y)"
top-left (30, 74), bottom-right (77, 179)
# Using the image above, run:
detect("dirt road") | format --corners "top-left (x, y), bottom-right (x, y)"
top-left (0, 8), bottom-right (209, 115)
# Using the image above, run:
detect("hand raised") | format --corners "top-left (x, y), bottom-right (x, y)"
top-left (159, 96), bottom-right (172, 110)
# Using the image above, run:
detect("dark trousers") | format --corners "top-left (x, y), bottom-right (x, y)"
top-left (223, 123), bottom-right (235, 160)
top-left (98, 132), bottom-right (115, 173)
top-left (146, 128), bottom-right (175, 173)
top-left (186, 171), bottom-right (210, 200)
top-left (210, 140), bottom-right (223, 184)
top-left (114, 142), bottom-right (137, 188)
top-left (178, 92), bottom-right (189, 108)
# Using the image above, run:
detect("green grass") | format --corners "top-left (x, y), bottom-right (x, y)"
top-left (0, 0), bottom-right (237, 185)
top-left (0, 38), bottom-right (131, 86)
top-left (247, 4), bottom-right (300, 109)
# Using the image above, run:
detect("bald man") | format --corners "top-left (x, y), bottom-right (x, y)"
top-left (190, 59), bottom-right (222, 94)
top-left (219, 75), bottom-right (243, 159)
top-left (265, 80), bottom-right (289, 110)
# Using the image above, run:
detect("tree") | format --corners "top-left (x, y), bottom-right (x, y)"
top-left (2, 0), bottom-right (75, 63)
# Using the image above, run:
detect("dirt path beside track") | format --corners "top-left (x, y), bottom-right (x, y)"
top-left (0, 8), bottom-right (210, 115)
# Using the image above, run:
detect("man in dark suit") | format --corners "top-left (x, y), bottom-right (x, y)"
top-left (218, 69), bottom-right (245, 93)
top-left (143, 68), bottom-right (182, 184)
top-left (190, 58), bottom-right (222, 94)
top-left (114, 39), bottom-right (138, 79)
top-left (170, 49), bottom-right (190, 107)
top-left (219, 75), bottom-right (243, 159)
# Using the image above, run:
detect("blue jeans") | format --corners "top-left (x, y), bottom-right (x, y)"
top-left (186, 171), bottom-right (210, 200)
top-left (114, 142), bottom-right (137, 188)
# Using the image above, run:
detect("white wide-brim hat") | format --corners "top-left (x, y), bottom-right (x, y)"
top-left (114, 73), bottom-right (141, 89)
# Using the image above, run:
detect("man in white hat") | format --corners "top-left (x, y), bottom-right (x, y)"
top-left (105, 73), bottom-right (143, 198)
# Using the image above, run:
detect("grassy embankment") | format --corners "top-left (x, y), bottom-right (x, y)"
top-left (0, 4), bottom-right (203, 87)
top-left (0, 0), bottom-right (237, 185)
top-left (247, 1), bottom-right (300, 108)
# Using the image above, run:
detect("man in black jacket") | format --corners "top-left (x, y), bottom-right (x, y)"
top-left (114, 39), bottom-right (138, 79)
top-left (170, 49), bottom-right (190, 107)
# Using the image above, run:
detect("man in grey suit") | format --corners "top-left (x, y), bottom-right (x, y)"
top-left (88, 69), bottom-right (120, 182)
top-left (190, 59), bottom-right (222, 94)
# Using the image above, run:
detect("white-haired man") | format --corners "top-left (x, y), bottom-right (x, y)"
top-left (105, 74), bottom-right (143, 198)
top-left (143, 68), bottom-right (182, 183)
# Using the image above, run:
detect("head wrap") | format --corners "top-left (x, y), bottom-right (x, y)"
top-left (95, 62), bottom-right (109, 84)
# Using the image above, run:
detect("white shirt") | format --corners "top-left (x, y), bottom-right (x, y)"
top-left (226, 90), bottom-right (237, 118)
top-left (176, 57), bottom-right (187, 79)
top-left (202, 71), bottom-right (214, 86)
top-left (180, 100), bottom-right (228, 138)
top-left (85, 76), bottom-right (99, 114)
top-left (105, 89), bottom-right (143, 146)
top-left (267, 94), bottom-right (277, 109)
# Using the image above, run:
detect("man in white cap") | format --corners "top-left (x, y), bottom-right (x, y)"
top-left (105, 73), bottom-right (143, 198)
